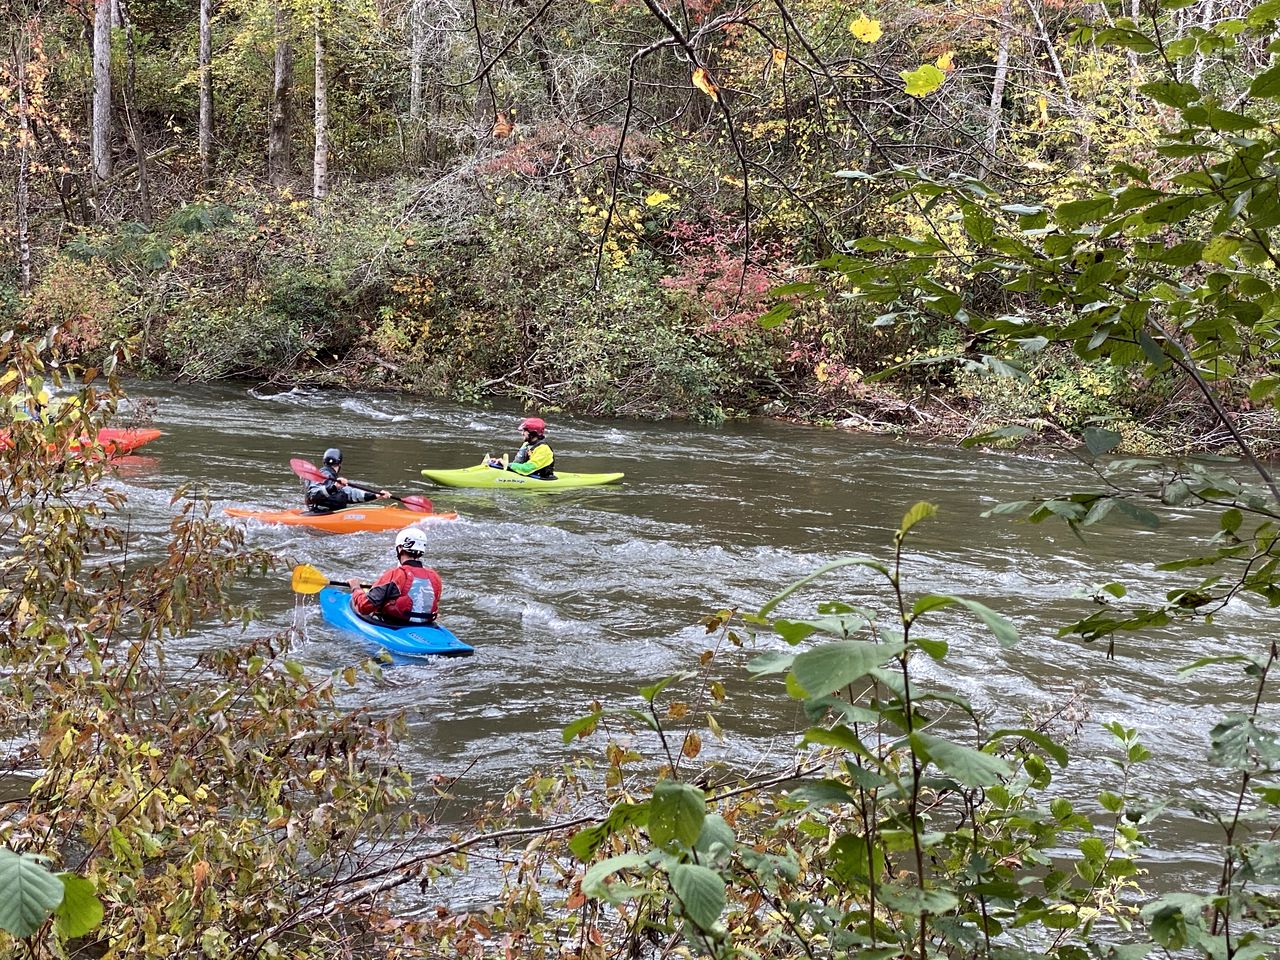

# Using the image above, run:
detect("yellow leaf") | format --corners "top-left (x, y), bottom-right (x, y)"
top-left (936, 50), bottom-right (954, 72)
top-left (1038, 95), bottom-right (1049, 123)
top-left (692, 66), bottom-right (720, 101)
top-left (849, 15), bottom-right (882, 43)
top-left (771, 47), bottom-right (787, 67)
top-left (645, 191), bottom-right (672, 207)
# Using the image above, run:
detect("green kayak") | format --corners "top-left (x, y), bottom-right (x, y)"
top-left (420, 464), bottom-right (625, 490)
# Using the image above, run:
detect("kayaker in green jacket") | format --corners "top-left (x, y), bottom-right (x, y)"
top-left (487, 417), bottom-right (556, 480)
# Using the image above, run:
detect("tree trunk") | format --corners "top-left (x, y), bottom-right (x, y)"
top-left (1190, 0), bottom-right (1217, 86)
top-left (983, 0), bottom-right (1013, 174)
top-left (1026, 0), bottom-right (1076, 116)
top-left (122, 0), bottom-right (152, 223)
top-left (91, 0), bottom-right (113, 183)
top-left (15, 33), bottom-right (32, 291)
top-left (199, 0), bottom-right (214, 184)
top-left (313, 1), bottom-right (328, 200)
top-left (408, 0), bottom-right (425, 123)
top-left (269, 0), bottom-right (292, 189)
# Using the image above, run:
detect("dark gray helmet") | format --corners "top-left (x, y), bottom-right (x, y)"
top-left (323, 447), bottom-right (343, 466)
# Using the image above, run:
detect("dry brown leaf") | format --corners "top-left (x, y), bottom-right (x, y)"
top-left (692, 66), bottom-right (719, 101)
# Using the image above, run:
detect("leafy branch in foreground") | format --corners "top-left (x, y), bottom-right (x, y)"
top-left (560, 503), bottom-right (1161, 960)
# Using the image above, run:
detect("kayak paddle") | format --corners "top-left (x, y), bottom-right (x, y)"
top-left (289, 458), bottom-right (434, 513)
top-left (291, 563), bottom-right (370, 595)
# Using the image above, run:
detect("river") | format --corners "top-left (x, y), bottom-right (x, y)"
top-left (106, 379), bottom-right (1268, 893)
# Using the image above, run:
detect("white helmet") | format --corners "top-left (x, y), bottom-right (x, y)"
top-left (395, 526), bottom-right (427, 557)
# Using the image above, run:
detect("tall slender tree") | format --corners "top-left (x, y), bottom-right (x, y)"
top-left (91, 0), bottom-right (112, 183)
top-left (120, 0), bottom-right (151, 222)
top-left (13, 26), bottom-right (33, 290)
top-left (199, 0), bottom-right (214, 184)
top-left (269, 0), bottom-right (292, 188)
top-left (312, 0), bottom-right (328, 199)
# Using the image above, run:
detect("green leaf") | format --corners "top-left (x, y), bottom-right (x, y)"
top-left (570, 801), bottom-right (651, 859)
top-left (53, 874), bottom-right (103, 939)
top-left (789, 779), bottom-right (856, 807)
top-left (898, 501), bottom-right (937, 538)
top-left (747, 651), bottom-right (795, 675)
top-left (901, 63), bottom-right (946, 97)
top-left (947, 596), bottom-right (1019, 648)
top-left (791, 641), bottom-right (905, 698)
top-left (1082, 427), bottom-right (1122, 457)
top-left (758, 302), bottom-right (794, 329)
top-left (569, 823), bottom-right (610, 861)
top-left (581, 853), bottom-right (649, 899)
top-left (694, 814), bottom-right (735, 854)
top-left (669, 863), bottom-right (726, 930)
top-left (648, 782), bottom-right (706, 849)
top-left (1250, 0), bottom-right (1280, 25)
top-left (914, 636), bottom-right (949, 660)
top-left (1140, 80), bottom-right (1201, 107)
top-left (1113, 499), bottom-right (1161, 530)
top-left (0, 849), bottom-right (65, 938)
top-left (987, 727), bottom-right (1069, 766)
top-left (760, 556), bottom-right (890, 617)
top-left (638, 672), bottom-right (694, 703)
top-left (1055, 196), bottom-right (1113, 226)
top-left (911, 732), bottom-right (1014, 787)
top-left (1000, 203), bottom-right (1046, 216)
top-left (563, 710), bottom-right (602, 743)
top-left (878, 880), bottom-right (960, 915)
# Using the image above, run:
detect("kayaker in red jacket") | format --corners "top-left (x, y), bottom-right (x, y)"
top-left (348, 527), bottom-right (442, 625)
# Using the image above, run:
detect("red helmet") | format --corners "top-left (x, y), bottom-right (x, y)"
top-left (520, 417), bottom-right (546, 434)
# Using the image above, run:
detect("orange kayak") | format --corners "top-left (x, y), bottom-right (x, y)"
top-left (0, 427), bottom-right (162, 457)
top-left (90, 428), bottom-right (163, 455)
top-left (224, 505), bottom-right (458, 533)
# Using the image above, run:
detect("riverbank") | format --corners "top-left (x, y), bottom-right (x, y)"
top-left (13, 176), bottom-right (1276, 457)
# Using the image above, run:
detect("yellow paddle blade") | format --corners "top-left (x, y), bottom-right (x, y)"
top-left (290, 563), bottom-right (331, 595)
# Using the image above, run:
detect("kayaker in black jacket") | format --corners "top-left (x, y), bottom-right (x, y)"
top-left (305, 448), bottom-right (390, 513)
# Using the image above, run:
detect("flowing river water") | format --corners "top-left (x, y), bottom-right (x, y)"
top-left (105, 379), bottom-right (1272, 895)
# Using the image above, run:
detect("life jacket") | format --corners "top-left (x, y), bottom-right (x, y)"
top-left (355, 561), bottom-right (442, 625)
top-left (402, 565), bottom-right (441, 622)
top-left (512, 438), bottom-right (556, 479)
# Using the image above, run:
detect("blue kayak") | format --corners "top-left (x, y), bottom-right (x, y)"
top-left (317, 587), bottom-right (474, 658)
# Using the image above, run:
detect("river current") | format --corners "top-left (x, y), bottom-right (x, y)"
top-left (105, 379), bottom-right (1273, 892)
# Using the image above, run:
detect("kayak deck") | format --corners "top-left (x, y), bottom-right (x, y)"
top-left (420, 464), bottom-right (624, 490)
top-left (225, 505), bottom-right (458, 533)
top-left (317, 586), bottom-right (473, 657)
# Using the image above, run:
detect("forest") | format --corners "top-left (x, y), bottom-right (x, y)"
top-left (5, 0), bottom-right (1280, 957)
top-left (6, 0), bottom-right (1271, 448)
